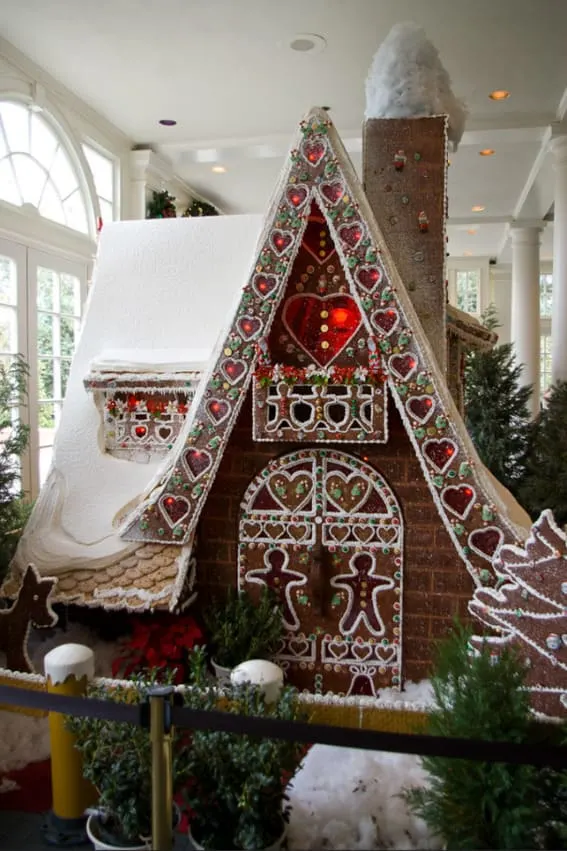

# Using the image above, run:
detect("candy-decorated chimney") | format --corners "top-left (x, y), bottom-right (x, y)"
top-left (362, 23), bottom-right (467, 374)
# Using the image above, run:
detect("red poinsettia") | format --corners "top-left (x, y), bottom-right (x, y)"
top-left (112, 613), bottom-right (202, 684)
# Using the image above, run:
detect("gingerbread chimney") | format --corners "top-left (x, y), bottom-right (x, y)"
top-left (362, 23), bottom-right (467, 374)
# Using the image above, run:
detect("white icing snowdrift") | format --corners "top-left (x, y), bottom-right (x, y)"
top-left (15, 215), bottom-right (263, 577)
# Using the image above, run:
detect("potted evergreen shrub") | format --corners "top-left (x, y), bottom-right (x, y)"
top-left (183, 680), bottom-right (306, 850)
top-left (66, 671), bottom-right (188, 850)
top-left (203, 587), bottom-right (283, 683)
top-left (403, 622), bottom-right (563, 849)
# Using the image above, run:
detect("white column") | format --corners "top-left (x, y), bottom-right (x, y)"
top-left (551, 136), bottom-right (567, 386)
top-left (511, 224), bottom-right (542, 417)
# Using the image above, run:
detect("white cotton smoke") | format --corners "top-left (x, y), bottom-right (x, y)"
top-left (365, 22), bottom-right (468, 150)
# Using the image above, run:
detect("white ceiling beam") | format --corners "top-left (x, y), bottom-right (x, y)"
top-left (448, 216), bottom-right (512, 226)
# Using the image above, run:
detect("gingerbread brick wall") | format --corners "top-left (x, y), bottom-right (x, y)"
top-left (195, 387), bottom-right (475, 683)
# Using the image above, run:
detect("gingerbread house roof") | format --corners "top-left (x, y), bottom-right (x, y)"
top-left (118, 107), bottom-right (531, 592)
top-left (447, 304), bottom-right (498, 351)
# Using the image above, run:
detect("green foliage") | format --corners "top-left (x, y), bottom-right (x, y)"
top-left (203, 587), bottom-right (284, 669)
top-left (520, 381), bottom-right (567, 526)
top-left (404, 623), bottom-right (548, 849)
top-left (183, 681), bottom-right (306, 850)
top-left (0, 355), bottom-right (31, 582)
top-left (183, 198), bottom-right (219, 217)
top-left (147, 190), bottom-right (177, 219)
top-left (464, 306), bottom-right (532, 499)
top-left (66, 670), bottom-right (188, 847)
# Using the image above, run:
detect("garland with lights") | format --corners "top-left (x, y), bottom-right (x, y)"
top-left (147, 190), bottom-right (177, 219)
top-left (183, 199), bottom-right (219, 218)
top-left (254, 363), bottom-right (386, 387)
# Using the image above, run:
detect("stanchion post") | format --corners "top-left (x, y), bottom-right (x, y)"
top-left (41, 643), bottom-right (96, 847)
top-left (148, 685), bottom-right (174, 851)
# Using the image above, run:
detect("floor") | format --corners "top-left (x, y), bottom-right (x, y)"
top-left (0, 810), bottom-right (190, 850)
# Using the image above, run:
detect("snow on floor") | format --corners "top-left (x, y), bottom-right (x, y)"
top-left (287, 746), bottom-right (439, 850)
top-left (0, 623), bottom-right (119, 773)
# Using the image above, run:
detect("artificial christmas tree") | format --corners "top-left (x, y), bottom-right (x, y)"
top-left (470, 509), bottom-right (567, 717)
top-left (464, 308), bottom-right (532, 501)
top-left (146, 189), bottom-right (177, 219)
top-left (520, 381), bottom-right (567, 526)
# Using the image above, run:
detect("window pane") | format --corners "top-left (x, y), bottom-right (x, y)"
top-left (37, 312), bottom-right (54, 355)
top-left (0, 255), bottom-right (17, 306)
top-left (0, 157), bottom-right (22, 205)
top-left (37, 267), bottom-right (56, 311)
top-left (62, 189), bottom-right (88, 234)
top-left (59, 316), bottom-right (76, 356)
top-left (0, 102), bottom-right (30, 153)
top-left (38, 357), bottom-right (54, 399)
top-left (0, 306), bottom-right (17, 353)
top-left (12, 153), bottom-right (47, 207)
top-left (31, 116), bottom-right (58, 168)
top-left (38, 401), bottom-right (55, 430)
top-left (38, 180), bottom-right (65, 226)
top-left (99, 197), bottom-right (114, 224)
top-left (83, 144), bottom-right (113, 201)
top-left (61, 357), bottom-right (71, 396)
top-left (60, 273), bottom-right (81, 316)
top-left (50, 145), bottom-right (78, 199)
top-left (540, 274), bottom-right (552, 318)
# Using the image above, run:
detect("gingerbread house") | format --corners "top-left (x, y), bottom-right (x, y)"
top-left (6, 105), bottom-right (541, 706)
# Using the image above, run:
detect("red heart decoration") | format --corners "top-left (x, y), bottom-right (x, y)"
top-left (406, 396), bottom-right (435, 424)
top-left (388, 353), bottom-right (417, 381)
top-left (271, 229), bottom-right (293, 256)
top-left (134, 425), bottom-right (147, 438)
top-left (206, 398), bottom-right (231, 423)
top-left (442, 485), bottom-right (475, 520)
top-left (302, 139), bottom-right (326, 166)
top-left (319, 181), bottom-right (344, 205)
top-left (184, 448), bottom-right (211, 479)
top-left (469, 527), bottom-right (503, 560)
top-left (356, 266), bottom-right (382, 292)
top-left (253, 274), bottom-right (278, 299)
top-left (160, 494), bottom-right (190, 526)
top-left (372, 308), bottom-right (399, 335)
top-left (237, 315), bottom-right (262, 340)
top-left (286, 185), bottom-right (309, 209)
top-left (338, 223), bottom-right (364, 249)
top-left (221, 358), bottom-right (246, 384)
top-left (282, 293), bottom-right (362, 367)
top-left (423, 438), bottom-right (457, 473)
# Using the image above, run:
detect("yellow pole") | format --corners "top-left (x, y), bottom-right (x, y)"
top-left (42, 643), bottom-right (96, 846)
top-left (150, 687), bottom-right (174, 851)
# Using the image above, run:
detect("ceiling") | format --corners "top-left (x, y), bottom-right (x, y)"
top-left (2, 0), bottom-right (567, 261)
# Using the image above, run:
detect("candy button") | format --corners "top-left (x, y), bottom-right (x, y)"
top-left (320, 324), bottom-right (329, 332)
top-left (321, 341), bottom-right (330, 350)
top-left (320, 310), bottom-right (329, 318)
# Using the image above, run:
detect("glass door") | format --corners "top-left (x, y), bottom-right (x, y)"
top-left (0, 237), bottom-right (29, 495)
top-left (26, 250), bottom-right (87, 496)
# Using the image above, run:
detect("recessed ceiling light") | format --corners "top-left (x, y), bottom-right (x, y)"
top-left (463, 250), bottom-right (473, 257)
top-left (289, 33), bottom-right (327, 53)
top-left (489, 90), bottom-right (510, 101)
top-left (212, 165), bottom-right (226, 174)
top-left (479, 149), bottom-right (495, 156)
top-left (158, 119), bottom-right (177, 126)
top-left (467, 229), bottom-right (477, 235)
top-left (471, 205), bottom-right (485, 212)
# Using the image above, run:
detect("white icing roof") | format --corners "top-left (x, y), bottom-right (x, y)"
top-left (17, 214), bottom-right (263, 574)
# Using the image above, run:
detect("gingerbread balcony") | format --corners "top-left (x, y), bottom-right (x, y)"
top-left (252, 364), bottom-right (387, 443)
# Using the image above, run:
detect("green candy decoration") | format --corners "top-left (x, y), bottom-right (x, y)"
top-left (454, 523), bottom-right (465, 536)
top-left (414, 427), bottom-right (426, 439)
top-left (459, 462), bottom-right (472, 477)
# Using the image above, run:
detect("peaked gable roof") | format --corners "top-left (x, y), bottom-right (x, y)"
top-left (120, 107), bottom-right (529, 588)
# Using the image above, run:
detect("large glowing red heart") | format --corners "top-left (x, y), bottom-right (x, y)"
top-left (282, 294), bottom-right (362, 367)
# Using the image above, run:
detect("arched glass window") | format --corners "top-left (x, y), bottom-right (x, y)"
top-left (0, 101), bottom-right (90, 234)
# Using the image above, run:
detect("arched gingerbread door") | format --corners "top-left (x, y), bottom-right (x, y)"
top-left (238, 449), bottom-right (404, 697)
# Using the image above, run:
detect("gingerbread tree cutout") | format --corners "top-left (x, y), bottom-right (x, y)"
top-left (469, 510), bottom-right (567, 718)
top-left (0, 564), bottom-right (58, 672)
top-left (120, 107), bottom-right (526, 589)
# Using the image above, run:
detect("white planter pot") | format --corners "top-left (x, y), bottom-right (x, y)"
top-left (187, 824), bottom-right (286, 851)
top-left (211, 658), bottom-right (232, 684)
top-left (86, 813), bottom-right (150, 850)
